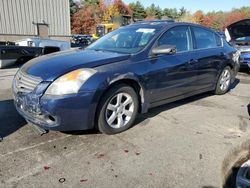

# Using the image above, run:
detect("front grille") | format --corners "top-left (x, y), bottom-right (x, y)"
top-left (14, 70), bottom-right (42, 93)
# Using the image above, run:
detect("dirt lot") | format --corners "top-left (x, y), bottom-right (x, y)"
top-left (0, 67), bottom-right (250, 188)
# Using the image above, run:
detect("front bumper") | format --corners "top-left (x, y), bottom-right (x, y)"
top-left (14, 87), bottom-right (97, 131)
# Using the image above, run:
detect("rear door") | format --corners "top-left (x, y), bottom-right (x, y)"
top-left (191, 26), bottom-right (224, 90)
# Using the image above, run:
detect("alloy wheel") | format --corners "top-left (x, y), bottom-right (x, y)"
top-left (105, 92), bottom-right (134, 129)
top-left (220, 69), bottom-right (231, 91)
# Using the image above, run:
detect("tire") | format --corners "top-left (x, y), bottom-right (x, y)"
top-left (222, 142), bottom-right (250, 188)
top-left (96, 84), bottom-right (139, 135)
top-left (214, 66), bottom-right (232, 95)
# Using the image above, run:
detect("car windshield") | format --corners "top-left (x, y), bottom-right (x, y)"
top-left (87, 27), bottom-right (159, 54)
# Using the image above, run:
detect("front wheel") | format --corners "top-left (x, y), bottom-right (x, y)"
top-left (97, 84), bottom-right (139, 135)
top-left (214, 66), bottom-right (232, 95)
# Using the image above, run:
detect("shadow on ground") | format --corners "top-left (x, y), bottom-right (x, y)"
top-left (0, 99), bottom-right (26, 138)
top-left (230, 78), bottom-right (240, 90)
top-left (239, 68), bottom-right (250, 75)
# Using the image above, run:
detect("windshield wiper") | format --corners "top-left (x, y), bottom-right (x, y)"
top-left (89, 48), bottom-right (130, 54)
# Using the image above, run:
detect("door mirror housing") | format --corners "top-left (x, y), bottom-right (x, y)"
top-left (151, 45), bottom-right (176, 56)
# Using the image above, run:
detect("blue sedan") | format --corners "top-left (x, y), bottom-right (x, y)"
top-left (13, 21), bottom-right (240, 134)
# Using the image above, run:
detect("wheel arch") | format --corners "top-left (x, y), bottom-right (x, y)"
top-left (91, 76), bottom-right (147, 130)
top-left (100, 77), bottom-right (146, 113)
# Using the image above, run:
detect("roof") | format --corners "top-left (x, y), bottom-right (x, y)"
top-left (132, 19), bottom-right (175, 27)
top-left (130, 21), bottom-right (209, 30)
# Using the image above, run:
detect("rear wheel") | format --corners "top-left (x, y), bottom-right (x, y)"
top-left (97, 84), bottom-right (139, 134)
top-left (215, 66), bottom-right (232, 95)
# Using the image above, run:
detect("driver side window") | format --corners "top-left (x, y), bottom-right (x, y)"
top-left (158, 26), bottom-right (192, 52)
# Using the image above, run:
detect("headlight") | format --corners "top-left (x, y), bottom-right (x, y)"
top-left (45, 68), bottom-right (97, 95)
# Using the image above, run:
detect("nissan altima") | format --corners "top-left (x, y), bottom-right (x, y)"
top-left (13, 21), bottom-right (240, 134)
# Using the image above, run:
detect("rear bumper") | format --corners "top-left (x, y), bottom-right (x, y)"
top-left (14, 91), bottom-right (97, 131)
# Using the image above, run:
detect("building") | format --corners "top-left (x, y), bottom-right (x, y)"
top-left (0, 0), bottom-right (71, 42)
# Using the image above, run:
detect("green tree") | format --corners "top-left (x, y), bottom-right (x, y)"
top-left (146, 3), bottom-right (162, 19)
top-left (128, 1), bottom-right (146, 20)
top-left (84, 0), bottom-right (100, 6)
top-left (178, 7), bottom-right (187, 18)
top-left (236, 6), bottom-right (250, 17)
top-left (178, 11), bottom-right (194, 22)
top-left (69, 0), bottom-right (78, 15)
top-left (162, 7), bottom-right (186, 20)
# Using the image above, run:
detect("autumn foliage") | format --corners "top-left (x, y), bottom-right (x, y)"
top-left (71, 0), bottom-right (250, 34)
top-left (224, 11), bottom-right (248, 28)
top-left (71, 0), bottom-right (131, 34)
top-left (71, 6), bottom-right (96, 34)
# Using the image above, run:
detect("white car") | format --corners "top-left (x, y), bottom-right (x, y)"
top-left (225, 19), bottom-right (250, 70)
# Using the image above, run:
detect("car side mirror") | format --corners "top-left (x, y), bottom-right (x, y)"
top-left (151, 45), bottom-right (176, 56)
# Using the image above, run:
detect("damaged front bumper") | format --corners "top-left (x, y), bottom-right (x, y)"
top-left (13, 80), bottom-right (97, 131)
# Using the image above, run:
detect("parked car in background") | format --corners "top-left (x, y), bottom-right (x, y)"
top-left (13, 21), bottom-right (239, 135)
top-left (0, 45), bottom-right (43, 68)
top-left (71, 35), bottom-right (94, 48)
top-left (225, 19), bottom-right (250, 70)
top-left (0, 38), bottom-right (71, 68)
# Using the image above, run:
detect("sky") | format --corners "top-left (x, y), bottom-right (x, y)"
top-left (123, 0), bottom-right (250, 13)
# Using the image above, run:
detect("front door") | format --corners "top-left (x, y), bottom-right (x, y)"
top-left (146, 26), bottom-right (197, 103)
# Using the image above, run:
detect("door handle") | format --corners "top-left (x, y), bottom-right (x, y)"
top-left (188, 59), bottom-right (198, 65)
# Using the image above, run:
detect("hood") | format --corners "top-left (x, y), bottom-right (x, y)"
top-left (21, 49), bottom-right (130, 81)
top-left (225, 19), bottom-right (250, 42)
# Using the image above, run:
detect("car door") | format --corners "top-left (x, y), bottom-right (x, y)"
top-left (191, 26), bottom-right (225, 90)
top-left (145, 26), bottom-right (198, 103)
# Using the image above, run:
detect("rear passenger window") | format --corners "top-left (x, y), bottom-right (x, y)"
top-left (215, 34), bottom-right (222, 47)
top-left (158, 26), bottom-right (191, 52)
top-left (192, 27), bottom-right (217, 49)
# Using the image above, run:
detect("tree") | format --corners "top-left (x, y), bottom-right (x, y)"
top-left (162, 7), bottom-right (186, 20)
top-left (114, 0), bottom-right (132, 15)
top-left (202, 14), bottom-right (216, 28)
top-left (128, 1), bottom-right (146, 20)
top-left (84, 0), bottom-right (100, 6)
top-left (224, 11), bottom-right (248, 28)
top-left (178, 11), bottom-right (194, 23)
top-left (102, 2), bottom-right (120, 22)
top-left (234, 6), bottom-right (250, 17)
top-left (193, 10), bottom-right (204, 24)
top-left (178, 7), bottom-right (187, 17)
top-left (71, 5), bottom-right (96, 34)
top-left (146, 3), bottom-right (162, 19)
top-left (69, 0), bottom-right (78, 15)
